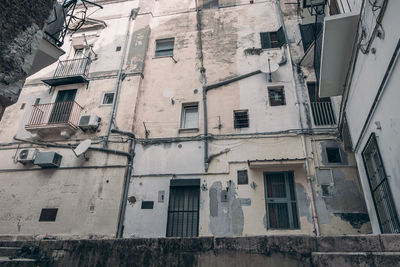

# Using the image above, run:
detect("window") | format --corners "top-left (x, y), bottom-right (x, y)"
top-left (264, 172), bottom-right (299, 229)
top-left (238, 170), bottom-right (249, 185)
top-left (201, 0), bottom-right (219, 9)
top-left (260, 27), bottom-right (286, 49)
top-left (268, 87), bottom-right (286, 106)
top-left (326, 147), bottom-right (342, 163)
top-left (155, 38), bottom-right (174, 57)
top-left (329, 0), bottom-right (340, 15)
top-left (362, 133), bottom-right (400, 233)
top-left (181, 103), bottom-right (199, 129)
top-left (141, 201), bottom-right (154, 209)
top-left (39, 208), bottom-right (58, 222)
top-left (102, 92), bottom-right (115, 105)
top-left (34, 98), bottom-right (41, 105)
top-left (20, 103), bottom-right (26, 110)
top-left (234, 110), bottom-right (249, 128)
top-left (167, 179), bottom-right (200, 237)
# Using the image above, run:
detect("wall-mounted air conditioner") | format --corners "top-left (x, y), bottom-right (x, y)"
top-left (34, 152), bottom-right (62, 168)
top-left (79, 115), bottom-right (100, 131)
top-left (16, 148), bottom-right (38, 164)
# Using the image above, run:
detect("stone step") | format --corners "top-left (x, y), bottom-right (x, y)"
top-left (312, 252), bottom-right (400, 267)
top-left (0, 247), bottom-right (20, 257)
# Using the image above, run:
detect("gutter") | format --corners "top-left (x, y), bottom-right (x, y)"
top-left (275, 0), bottom-right (320, 236)
top-left (103, 9), bottom-right (137, 148)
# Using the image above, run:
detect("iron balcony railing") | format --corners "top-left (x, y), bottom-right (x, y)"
top-left (53, 57), bottom-right (91, 78)
top-left (310, 101), bottom-right (336, 126)
top-left (26, 101), bottom-right (83, 128)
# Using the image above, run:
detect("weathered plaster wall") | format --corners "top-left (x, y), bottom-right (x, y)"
top-left (344, 0), bottom-right (400, 234)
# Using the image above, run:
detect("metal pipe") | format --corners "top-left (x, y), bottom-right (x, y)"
top-left (103, 9), bottom-right (135, 148)
top-left (275, 0), bottom-right (320, 236)
top-left (206, 70), bottom-right (261, 91)
top-left (195, 0), bottom-right (209, 172)
top-left (116, 131), bottom-right (136, 238)
top-left (13, 137), bottom-right (131, 158)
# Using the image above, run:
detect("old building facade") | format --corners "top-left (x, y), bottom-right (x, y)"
top-left (0, 0), bottom-right (371, 239)
top-left (319, 0), bottom-right (400, 234)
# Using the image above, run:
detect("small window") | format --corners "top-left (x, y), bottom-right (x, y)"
top-left (141, 201), bottom-right (154, 209)
top-left (326, 147), bottom-right (341, 163)
top-left (202, 0), bottom-right (218, 9)
top-left (234, 110), bottom-right (249, 128)
top-left (102, 92), bottom-right (115, 105)
top-left (34, 98), bottom-right (41, 105)
top-left (238, 170), bottom-right (248, 185)
top-left (260, 27), bottom-right (286, 49)
top-left (268, 87), bottom-right (286, 106)
top-left (39, 208), bottom-right (58, 222)
top-left (321, 184), bottom-right (330, 197)
top-left (116, 46), bottom-right (121, 51)
top-left (20, 103), bottom-right (26, 110)
top-left (181, 103), bottom-right (199, 129)
top-left (155, 38), bottom-right (174, 57)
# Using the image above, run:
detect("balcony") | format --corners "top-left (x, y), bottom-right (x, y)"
top-left (42, 57), bottom-right (91, 87)
top-left (25, 101), bottom-right (83, 139)
top-left (310, 101), bottom-right (336, 126)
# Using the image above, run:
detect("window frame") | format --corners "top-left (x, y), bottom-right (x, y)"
top-left (101, 91), bottom-right (115, 106)
top-left (264, 171), bottom-right (300, 230)
top-left (180, 102), bottom-right (199, 131)
top-left (260, 27), bottom-right (287, 49)
top-left (155, 38), bottom-right (175, 58)
top-left (268, 86), bottom-right (286, 106)
top-left (362, 133), bottom-right (400, 233)
top-left (233, 109), bottom-right (249, 129)
top-left (326, 147), bottom-right (342, 163)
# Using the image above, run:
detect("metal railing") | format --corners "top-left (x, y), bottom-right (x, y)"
top-left (26, 101), bottom-right (83, 128)
top-left (53, 57), bottom-right (91, 78)
top-left (310, 101), bottom-right (336, 126)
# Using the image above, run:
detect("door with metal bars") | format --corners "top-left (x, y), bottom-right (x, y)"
top-left (362, 133), bottom-right (400, 233)
top-left (166, 179), bottom-right (200, 237)
top-left (264, 172), bottom-right (299, 229)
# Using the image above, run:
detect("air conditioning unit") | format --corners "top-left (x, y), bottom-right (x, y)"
top-left (34, 152), bottom-right (62, 168)
top-left (16, 148), bottom-right (38, 164)
top-left (79, 115), bottom-right (100, 131)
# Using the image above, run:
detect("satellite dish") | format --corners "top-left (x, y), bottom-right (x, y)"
top-left (261, 58), bottom-right (279, 74)
top-left (261, 58), bottom-right (280, 82)
top-left (73, 139), bottom-right (91, 158)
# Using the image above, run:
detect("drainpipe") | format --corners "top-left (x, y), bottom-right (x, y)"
top-left (112, 128), bottom-right (136, 238)
top-left (275, 0), bottom-right (320, 236)
top-left (103, 9), bottom-right (136, 148)
top-left (195, 0), bottom-right (209, 172)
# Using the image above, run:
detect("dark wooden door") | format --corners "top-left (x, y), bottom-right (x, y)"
top-left (49, 89), bottom-right (77, 123)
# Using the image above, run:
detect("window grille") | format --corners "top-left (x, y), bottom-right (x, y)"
top-left (268, 87), bottom-right (286, 106)
top-left (234, 110), bottom-right (249, 128)
top-left (166, 179), bottom-right (200, 237)
top-left (155, 38), bottom-right (174, 57)
top-left (264, 172), bottom-right (299, 229)
top-left (362, 133), bottom-right (400, 233)
top-left (103, 92), bottom-right (115, 105)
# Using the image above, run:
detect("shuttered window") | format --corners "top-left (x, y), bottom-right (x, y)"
top-left (264, 172), bottom-right (299, 229)
top-left (155, 38), bottom-right (174, 57)
top-left (166, 179), bottom-right (200, 237)
top-left (362, 133), bottom-right (400, 233)
top-left (260, 27), bottom-right (287, 49)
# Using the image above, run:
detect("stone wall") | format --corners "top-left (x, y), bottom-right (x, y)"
top-left (1, 235), bottom-right (400, 266)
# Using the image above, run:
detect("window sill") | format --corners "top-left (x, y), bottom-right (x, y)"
top-left (179, 128), bottom-right (199, 133)
top-left (153, 55), bottom-right (174, 59)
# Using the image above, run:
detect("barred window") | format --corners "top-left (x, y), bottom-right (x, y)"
top-left (234, 110), bottom-right (249, 128)
top-left (268, 87), bottom-right (286, 106)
